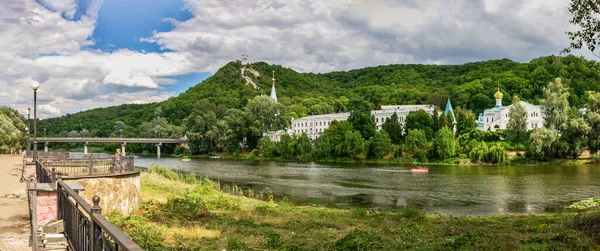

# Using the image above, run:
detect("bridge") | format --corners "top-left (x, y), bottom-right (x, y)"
top-left (38, 137), bottom-right (187, 158)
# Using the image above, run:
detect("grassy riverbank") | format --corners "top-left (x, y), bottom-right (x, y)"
top-left (109, 165), bottom-right (600, 250)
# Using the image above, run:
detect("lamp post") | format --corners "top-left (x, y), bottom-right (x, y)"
top-left (31, 80), bottom-right (40, 162)
top-left (119, 129), bottom-right (123, 138)
top-left (43, 128), bottom-right (46, 138)
top-left (26, 107), bottom-right (30, 156)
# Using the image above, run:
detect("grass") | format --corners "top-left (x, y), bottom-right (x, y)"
top-left (111, 165), bottom-right (600, 250)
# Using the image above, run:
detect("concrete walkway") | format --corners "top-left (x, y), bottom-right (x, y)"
top-left (0, 155), bottom-right (30, 251)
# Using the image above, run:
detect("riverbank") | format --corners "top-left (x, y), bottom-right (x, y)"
top-left (109, 165), bottom-right (600, 250)
top-left (0, 155), bottom-right (30, 251)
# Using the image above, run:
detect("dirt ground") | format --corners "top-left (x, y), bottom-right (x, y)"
top-left (0, 155), bottom-right (30, 251)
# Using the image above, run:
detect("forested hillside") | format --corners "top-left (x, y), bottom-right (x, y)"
top-left (39, 55), bottom-right (600, 141)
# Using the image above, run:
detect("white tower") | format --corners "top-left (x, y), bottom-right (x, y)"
top-left (270, 71), bottom-right (278, 103)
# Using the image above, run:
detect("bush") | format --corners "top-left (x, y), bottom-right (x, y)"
top-left (147, 164), bottom-right (180, 181)
top-left (162, 194), bottom-right (211, 220)
top-left (331, 230), bottom-right (383, 250)
top-left (109, 215), bottom-right (165, 250)
top-left (183, 173), bottom-right (197, 184)
top-left (227, 237), bottom-right (253, 251)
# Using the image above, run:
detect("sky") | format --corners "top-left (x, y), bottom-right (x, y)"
top-left (0, 0), bottom-right (594, 118)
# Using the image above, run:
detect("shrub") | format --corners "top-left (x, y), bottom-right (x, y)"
top-left (331, 230), bottom-right (383, 250)
top-left (162, 194), bottom-right (211, 220)
top-left (227, 237), bottom-right (253, 251)
top-left (147, 164), bottom-right (179, 181)
top-left (109, 215), bottom-right (165, 250)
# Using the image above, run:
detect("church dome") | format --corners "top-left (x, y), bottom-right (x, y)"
top-left (494, 90), bottom-right (503, 99)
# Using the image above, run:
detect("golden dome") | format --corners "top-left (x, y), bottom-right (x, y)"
top-left (494, 89), bottom-right (503, 99)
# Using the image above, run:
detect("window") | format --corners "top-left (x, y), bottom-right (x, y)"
top-left (376, 118), bottom-right (379, 123)
top-left (487, 118), bottom-right (489, 123)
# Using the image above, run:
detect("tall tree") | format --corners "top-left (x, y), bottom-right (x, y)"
top-left (314, 133), bottom-right (331, 158)
top-left (245, 95), bottom-right (290, 134)
top-left (505, 96), bottom-right (528, 155)
top-left (367, 130), bottom-right (392, 159)
top-left (585, 91), bottom-right (600, 154)
top-left (404, 110), bottom-right (434, 140)
top-left (295, 133), bottom-right (313, 159)
top-left (404, 129), bottom-right (429, 160)
top-left (337, 131), bottom-right (364, 157)
top-left (433, 126), bottom-right (455, 159)
top-left (348, 110), bottom-right (376, 140)
top-left (541, 78), bottom-right (570, 133)
top-left (455, 107), bottom-right (477, 135)
top-left (529, 128), bottom-right (559, 160)
top-left (381, 112), bottom-right (403, 144)
top-left (562, 117), bottom-right (590, 158)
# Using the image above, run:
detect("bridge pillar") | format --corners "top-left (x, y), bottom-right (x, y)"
top-left (157, 143), bottom-right (162, 159)
top-left (121, 142), bottom-right (127, 154)
top-left (44, 142), bottom-right (48, 153)
top-left (84, 142), bottom-right (88, 154)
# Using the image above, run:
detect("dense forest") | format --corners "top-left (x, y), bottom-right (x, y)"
top-left (37, 55), bottom-right (600, 157)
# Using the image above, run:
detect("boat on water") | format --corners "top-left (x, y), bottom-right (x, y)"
top-left (181, 156), bottom-right (191, 161)
top-left (209, 154), bottom-right (220, 159)
top-left (411, 162), bottom-right (429, 173)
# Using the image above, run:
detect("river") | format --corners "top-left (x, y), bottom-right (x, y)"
top-left (133, 156), bottom-right (600, 216)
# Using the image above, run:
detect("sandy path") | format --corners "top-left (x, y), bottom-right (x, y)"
top-left (0, 155), bottom-right (30, 251)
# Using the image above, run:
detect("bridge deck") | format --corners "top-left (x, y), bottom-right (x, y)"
top-left (37, 137), bottom-right (186, 143)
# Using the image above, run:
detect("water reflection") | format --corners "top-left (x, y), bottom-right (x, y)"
top-left (134, 157), bottom-right (600, 216)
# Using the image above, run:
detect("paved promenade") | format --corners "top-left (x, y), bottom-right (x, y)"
top-left (0, 155), bottom-right (30, 251)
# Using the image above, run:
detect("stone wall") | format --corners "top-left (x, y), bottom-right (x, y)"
top-left (63, 172), bottom-right (140, 216)
top-left (35, 191), bottom-right (57, 226)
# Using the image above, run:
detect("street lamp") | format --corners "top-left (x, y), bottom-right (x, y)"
top-left (43, 128), bottom-right (46, 138)
top-left (119, 129), bottom-right (123, 138)
top-left (154, 129), bottom-right (157, 138)
top-left (26, 107), bottom-right (30, 156)
top-left (25, 126), bottom-right (29, 156)
top-left (31, 80), bottom-right (40, 162)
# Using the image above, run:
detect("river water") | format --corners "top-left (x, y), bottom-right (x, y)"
top-left (134, 156), bottom-right (600, 216)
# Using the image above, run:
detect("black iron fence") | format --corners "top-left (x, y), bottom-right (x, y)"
top-left (39, 155), bottom-right (134, 176)
top-left (57, 180), bottom-right (142, 251)
top-left (36, 161), bottom-right (55, 183)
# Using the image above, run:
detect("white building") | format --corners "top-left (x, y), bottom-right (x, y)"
top-left (291, 104), bottom-right (442, 140)
top-left (476, 89), bottom-right (545, 131)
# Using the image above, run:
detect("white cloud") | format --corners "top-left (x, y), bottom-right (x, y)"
top-left (0, 0), bottom-right (596, 119)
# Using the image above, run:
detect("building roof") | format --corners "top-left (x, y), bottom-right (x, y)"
top-left (494, 89), bottom-right (503, 99)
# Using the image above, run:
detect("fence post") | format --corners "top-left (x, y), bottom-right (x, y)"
top-left (51, 167), bottom-right (56, 183)
top-left (90, 195), bottom-right (101, 250)
top-left (88, 154), bottom-right (93, 175)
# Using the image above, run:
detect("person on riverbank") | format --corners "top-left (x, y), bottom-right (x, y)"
top-left (113, 149), bottom-right (122, 173)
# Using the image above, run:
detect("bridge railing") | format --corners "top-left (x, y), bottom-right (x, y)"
top-left (36, 161), bottom-right (55, 183)
top-left (57, 180), bottom-right (142, 251)
top-left (39, 155), bottom-right (135, 176)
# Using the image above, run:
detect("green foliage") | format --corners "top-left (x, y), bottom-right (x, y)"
top-left (295, 133), bottom-right (312, 159)
top-left (528, 128), bottom-right (559, 161)
top-left (455, 107), bottom-right (476, 135)
top-left (330, 230), bottom-right (383, 251)
top-left (404, 129), bottom-right (429, 160)
top-left (109, 215), bottom-right (165, 250)
top-left (0, 106), bottom-right (26, 152)
top-left (381, 112), bottom-right (403, 144)
top-left (564, 0), bottom-right (600, 54)
top-left (568, 198), bottom-right (600, 210)
top-left (348, 110), bottom-right (376, 140)
top-left (162, 194), bottom-right (210, 221)
top-left (227, 237), bottom-right (253, 251)
top-left (257, 137), bottom-right (277, 157)
top-left (469, 142), bottom-right (507, 164)
top-left (405, 110), bottom-right (434, 140)
top-left (433, 126), bottom-right (456, 159)
top-left (366, 130), bottom-right (392, 159)
top-left (314, 133), bottom-right (331, 158)
top-left (562, 117), bottom-right (590, 158)
top-left (147, 164), bottom-right (180, 181)
top-left (336, 131), bottom-right (364, 157)
top-left (506, 96), bottom-right (528, 154)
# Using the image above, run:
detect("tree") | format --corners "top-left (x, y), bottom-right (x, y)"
top-left (278, 134), bottom-right (296, 159)
top-left (245, 95), bottom-right (289, 134)
top-left (562, 117), bottom-right (590, 158)
top-left (324, 120), bottom-right (353, 152)
top-left (529, 128), bottom-right (559, 160)
top-left (437, 112), bottom-right (448, 132)
top-left (258, 137), bottom-right (277, 157)
top-left (367, 130), bottom-right (392, 159)
top-left (585, 91), bottom-right (600, 154)
top-left (541, 78), bottom-right (570, 133)
top-left (295, 133), bottom-right (312, 158)
top-left (433, 126), bottom-right (455, 159)
top-left (404, 129), bottom-right (429, 160)
top-left (505, 96), bottom-right (528, 155)
top-left (404, 110), bottom-right (434, 140)
top-left (348, 110), bottom-right (376, 140)
top-left (0, 107), bottom-right (26, 152)
top-left (314, 133), bottom-right (332, 158)
top-left (455, 107), bottom-right (477, 135)
top-left (381, 112), bottom-right (403, 144)
top-left (337, 131), bottom-right (364, 157)
top-left (563, 0), bottom-right (600, 57)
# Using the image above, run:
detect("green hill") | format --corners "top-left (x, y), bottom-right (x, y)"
top-left (39, 55), bottom-right (600, 139)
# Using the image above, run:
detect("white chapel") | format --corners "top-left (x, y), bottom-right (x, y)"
top-left (476, 89), bottom-right (545, 131)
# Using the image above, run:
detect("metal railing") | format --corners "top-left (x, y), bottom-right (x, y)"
top-left (57, 180), bottom-right (142, 251)
top-left (39, 155), bottom-right (135, 176)
top-left (36, 161), bottom-right (55, 183)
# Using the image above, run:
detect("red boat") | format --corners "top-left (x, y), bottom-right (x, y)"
top-left (411, 162), bottom-right (429, 173)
